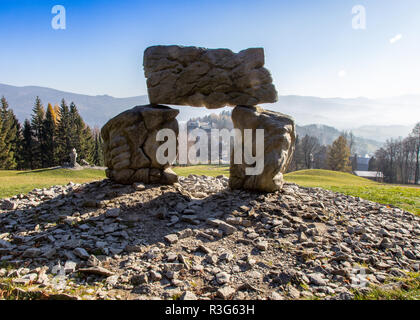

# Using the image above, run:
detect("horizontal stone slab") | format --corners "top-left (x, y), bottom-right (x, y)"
top-left (143, 45), bottom-right (278, 109)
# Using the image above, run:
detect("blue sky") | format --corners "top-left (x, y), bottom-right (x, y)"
top-left (1, 0), bottom-right (419, 98)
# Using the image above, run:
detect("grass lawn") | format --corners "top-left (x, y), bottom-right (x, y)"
top-left (0, 168), bottom-right (106, 199)
top-left (353, 272), bottom-right (420, 300)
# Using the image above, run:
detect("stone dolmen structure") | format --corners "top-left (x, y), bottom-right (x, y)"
top-left (101, 45), bottom-right (296, 192)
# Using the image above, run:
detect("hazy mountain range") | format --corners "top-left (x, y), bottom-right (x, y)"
top-left (296, 124), bottom-right (382, 155)
top-left (0, 83), bottom-right (417, 147)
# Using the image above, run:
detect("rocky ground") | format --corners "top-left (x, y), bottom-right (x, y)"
top-left (0, 175), bottom-right (419, 300)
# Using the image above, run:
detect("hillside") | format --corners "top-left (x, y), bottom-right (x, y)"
top-left (0, 83), bottom-right (416, 140)
top-left (352, 125), bottom-right (413, 142)
top-left (284, 169), bottom-right (376, 186)
top-left (0, 83), bottom-right (149, 127)
top-left (284, 169), bottom-right (419, 214)
top-left (186, 112), bottom-right (382, 155)
top-left (295, 124), bottom-right (382, 155)
top-left (270, 95), bottom-right (418, 137)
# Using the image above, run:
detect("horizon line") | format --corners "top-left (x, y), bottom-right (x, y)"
top-left (1, 82), bottom-right (420, 102)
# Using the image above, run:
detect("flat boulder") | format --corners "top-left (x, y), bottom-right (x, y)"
top-left (143, 45), bottom-right (278, 109)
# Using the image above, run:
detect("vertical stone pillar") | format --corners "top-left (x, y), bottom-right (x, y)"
top-left (101, 104), bottom-right (179, 184)
top-left (229, 105), bottom-right (296, 192)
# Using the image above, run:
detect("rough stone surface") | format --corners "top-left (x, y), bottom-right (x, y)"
top-left (180, 291), bottom-right (198, 300)
top-left (217, 286), bottom-right (236, 299)
top-left (229, 105), bottom-right (296, 192)
top-left (1, 174), bottom-right (418, 300)
top-left (1, 199), bottom-right (17, 210)
top-left (143, 45), bottom-right (278, 109)
top-left (101, 104), bottom-right (179, 184)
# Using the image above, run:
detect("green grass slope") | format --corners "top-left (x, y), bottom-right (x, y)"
top-left (284, 169), bottom-right (419, 215)
top-left (0, 168), bottom-right (105, 198)
top-left (284, 169), bottom-right (377, 186)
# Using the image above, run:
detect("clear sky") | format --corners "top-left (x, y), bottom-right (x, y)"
top-left (1, 0), bottom-right (419, 98)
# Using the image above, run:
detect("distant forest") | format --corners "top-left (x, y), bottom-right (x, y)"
top-left (0, 96), bottom-right (104, 170)
top-left (372, 129), bottom-right (420, 184)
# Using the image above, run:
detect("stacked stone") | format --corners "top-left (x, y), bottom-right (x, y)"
top-left (101, 104), bottom-right (178, 185)
top-left (101, 45), bottom-right (296, 191)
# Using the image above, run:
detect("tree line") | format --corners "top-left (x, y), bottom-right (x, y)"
top-left (0, 96), bottom-right (104, 170)
top-left (186, 111), bottom-right (357, 174)
top-left (370, 123), bottom-right (420, 184)
top-left (288, 134), bottom-right (353, 173)
top-left (289, 123), bottom-right (420, 185)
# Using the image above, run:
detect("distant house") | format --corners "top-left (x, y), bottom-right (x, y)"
top-left (352, 155), bottom-right (371, 171)
top-left (187, 120), bottom-right (212, 132)
top-left (187, 120), bottom-right (199, 131)
top-left (354, 171), bottom-right (384, 182)
top-left (199, 122), bottom-right (211, 132)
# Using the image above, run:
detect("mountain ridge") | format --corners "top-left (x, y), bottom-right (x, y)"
top-left (0, 83), bottom-right (416, 142)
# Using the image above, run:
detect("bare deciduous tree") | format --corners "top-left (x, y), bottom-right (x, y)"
top-left (374, 123), bottom-right (420, 184)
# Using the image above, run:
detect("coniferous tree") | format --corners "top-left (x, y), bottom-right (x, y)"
top-left (53, 104), bottom-right (60, 117)
top-left (67, 102), bottom-right (95, 164)
top-left (51, 104), bottom-right (59, 125)
top-left (43, 104), bottom-right (56, 167)
top-left (22, 119), bottom-right (33, 169)
top-left (69, 102), bottom-right (83, 153)
top-left (30, 97), bottom-right (45, 168)
top-left (10, 113), bottom-right (23, 169)
top-left (56, 99), bottom-right (72, 164)
top-left (80, 125), bottom-right (94, 163)
top-left (0, 96), bottom-right (97, 169)
top-left (0, 96), bottom-right (18, 169)
top-left (327, 135), bottom-right (351, 172)
top-left (0, 104), bottom-right (4, 166)
top-left (92, 127), bottom-right (104, 166)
